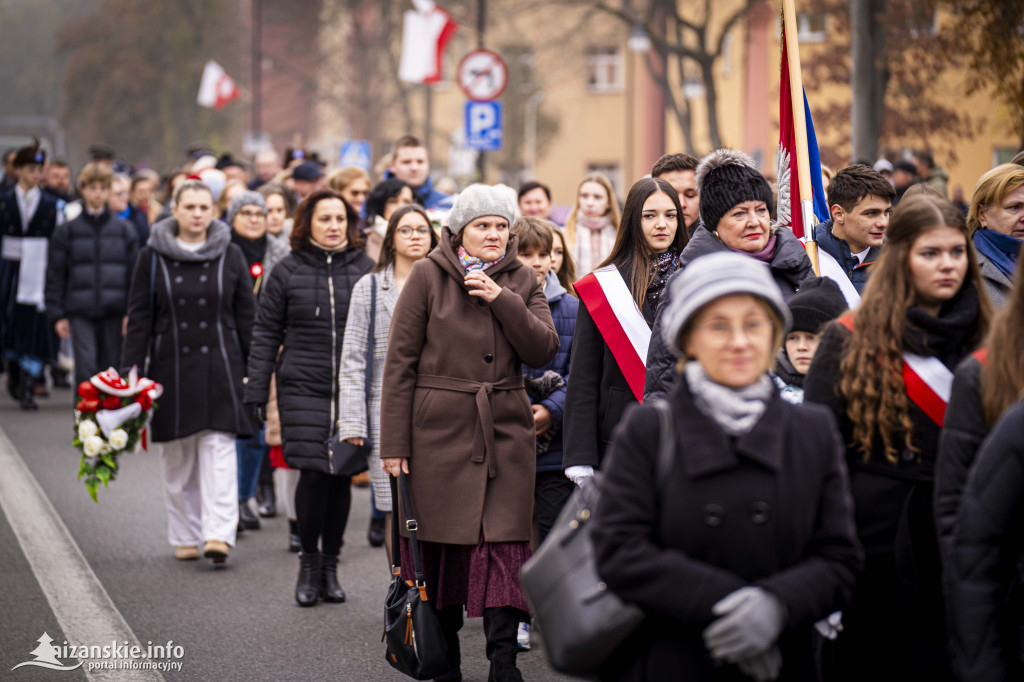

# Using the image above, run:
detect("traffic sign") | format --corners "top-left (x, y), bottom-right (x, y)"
top-left (457, 49), bottom-right (508, 101)
top-left (338, 140), bottom-right (372, 171)
top-left (464, 101), bottom-right (503, 152)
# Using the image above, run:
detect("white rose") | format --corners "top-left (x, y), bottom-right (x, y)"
top-left (108, 429), bottom-right (129, 451)
top-left (78, 420), bottom-right (98, 441)
top-left (83, 436), bottom-right (105, 457)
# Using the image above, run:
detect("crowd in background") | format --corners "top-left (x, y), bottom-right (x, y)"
top-left (0, 132), bottom-right (1023, 682)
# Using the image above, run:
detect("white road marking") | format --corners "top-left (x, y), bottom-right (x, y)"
top-left (0, 424), bottom-right (164, 681)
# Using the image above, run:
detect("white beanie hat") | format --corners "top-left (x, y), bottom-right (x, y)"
top-left (447, 184), bottom-right (516, 234)
top-left (660, 252), bottom-right (791, 358)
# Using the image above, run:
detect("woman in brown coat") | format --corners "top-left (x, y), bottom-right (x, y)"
top-left (381, 184), bottom-right (559, 682)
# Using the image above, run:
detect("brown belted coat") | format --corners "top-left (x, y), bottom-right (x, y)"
top-left (380, 230), bottom-right (559, 545)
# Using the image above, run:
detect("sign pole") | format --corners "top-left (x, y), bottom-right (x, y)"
top-left (475, 0), bottom-right (486, 181)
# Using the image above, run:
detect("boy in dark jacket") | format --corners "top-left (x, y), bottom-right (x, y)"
top-left (773, 277), bottom-right (847, 404)
top-left (45, 163), bottom-right (139, 386)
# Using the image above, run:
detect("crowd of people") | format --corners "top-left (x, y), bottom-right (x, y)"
top-left (0, 131), bottom-right (1022, 682)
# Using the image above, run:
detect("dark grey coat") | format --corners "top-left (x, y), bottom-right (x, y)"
top-left (591, 377), bottom-right (863, 681)
top-left (121, 218), bottom-right (256, 442)
top-left (45, 208), bottom-right (139, 321)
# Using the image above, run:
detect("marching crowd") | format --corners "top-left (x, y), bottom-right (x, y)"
top-left (1, 133), bottom-right (1023, 682)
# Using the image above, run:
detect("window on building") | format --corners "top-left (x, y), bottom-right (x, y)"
top-left (994, 148), bottom-right (1020, 166)
top-left (586, 163), bottom-right (622, 199)
top-left (907, 8), bottom-right (938, 38)
top-left (797, 12), bottom-right (827, 42)
top-left (585, 48), bottom-right (624, 93)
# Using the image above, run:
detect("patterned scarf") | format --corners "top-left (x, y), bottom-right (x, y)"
top-left (645, 249), bottom-right (680, 312)
top-left (458, 245), bottom-right (505, 273)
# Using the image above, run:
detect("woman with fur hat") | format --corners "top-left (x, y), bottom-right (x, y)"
top-left (380, 184), bottom-right (558, 681)
top-left (803, 194), bottom-right (991, 681)
top-left (645, 148), bottom-right (813, 403)
top-left (591, 252), bottom-right (862, 681)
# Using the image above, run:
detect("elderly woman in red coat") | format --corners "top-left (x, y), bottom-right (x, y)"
top-left (381, 184), bottom-right (559, 682)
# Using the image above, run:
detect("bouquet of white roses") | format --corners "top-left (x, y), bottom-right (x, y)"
top-left (73, 367), bottom-right (163, 502)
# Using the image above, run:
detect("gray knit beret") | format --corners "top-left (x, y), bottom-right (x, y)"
top-left (660, 252), bottom-right (791, 358)
top-left (227, 191), bottom-right (267, 226)
top-left (447, 184), bottom-right (516, 234)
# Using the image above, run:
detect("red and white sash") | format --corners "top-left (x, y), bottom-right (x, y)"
top-left (837, 313), bottom-right (953, 425)
top-left (574, 265), bottom-right (651, 402)
top-left (804, 240), bottom-right (861, 309)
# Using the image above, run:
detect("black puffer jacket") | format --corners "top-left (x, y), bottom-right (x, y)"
top-left (644, 225), bottom-right (813, 402)
top-left (946, 399), bottom-right (1024, 682)
top-left (45, 209), bottom-right (139, 321)
top-left (934, 354), bottom-right (985, 561)
top-left (244, 245), bottom-right (373, 473)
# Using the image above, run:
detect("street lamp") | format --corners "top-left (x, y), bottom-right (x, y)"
top-left (627, 20), bottom-right (651, 53)
top-left (682, 74), bottom-right (705, 100)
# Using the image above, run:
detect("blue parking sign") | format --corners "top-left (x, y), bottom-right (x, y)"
top-left (465, 101), bottom-right (502, 152)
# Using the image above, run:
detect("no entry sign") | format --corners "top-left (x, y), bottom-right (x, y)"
top-left (456, 49), bottom-right (508, 101)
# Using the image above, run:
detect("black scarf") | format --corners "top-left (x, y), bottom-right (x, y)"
top-left (774, 348), bottom-right (805, 388)
top-left (644, 249), bottom-right (680, 321)
top-left (231, 231), bottom-right (268, 282)
top-left (904, 281), bottom-right (981, 369)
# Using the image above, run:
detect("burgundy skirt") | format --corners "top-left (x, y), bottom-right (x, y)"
top-left (399, 536), bottom-right (532, 617)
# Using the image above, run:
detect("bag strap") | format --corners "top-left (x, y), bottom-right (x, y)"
top-left (364, 277), bottom-right (376, 412)
top-left (398, 470), bottom-right (429, 601)
top-left (144, 250), bottom-right (157, 373)
top-left (652, 399), bottom-right (675, 497)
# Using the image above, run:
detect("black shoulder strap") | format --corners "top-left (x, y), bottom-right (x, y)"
top-left (652, 399), bottom-right (675, 497)
top-left (144, 250), bottom-right (157, 373)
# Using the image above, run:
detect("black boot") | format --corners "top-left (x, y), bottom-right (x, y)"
top-left (239, 500), bottom-right (261, 530)
top-left (256, 483), bottom-right (276, 517)
top-left (433, 605), bottom-right (463, 682)
top-left (51, 368), bottom-right (71, 388)
top-left (367, 515), bottom-right (386, 547)
top-left (6, 362), bottom-right (20, 400)
top-left (320, 554), bottom-right (347, 603)
top-left (18, 374), bottom-right (38, 411)
top-left (484, 607), bottom-right (524, 682)
top-left (288, 519), bottom-right (301, 553)
top-left (295, 552), bottom-right (320, 607)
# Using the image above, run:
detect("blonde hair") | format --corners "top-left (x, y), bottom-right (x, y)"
top-left (563, 173), bottom-right (621, 249)
top-left (967, 163), bottom-right (1024, 236)
top-left (327, 166), bottom-right (370, 193)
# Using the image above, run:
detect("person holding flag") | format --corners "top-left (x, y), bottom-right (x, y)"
top-left (804, 194), bottom-right (992, 681)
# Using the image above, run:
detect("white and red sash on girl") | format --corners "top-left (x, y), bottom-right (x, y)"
top-left (837, 313), bottom-right (953, 425)
top-left (574, 265), bottom-right (650, 402)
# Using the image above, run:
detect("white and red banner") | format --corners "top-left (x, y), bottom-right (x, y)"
top-left (574, 266), bottom-right (651, 403)
top-left (398, 0), bottom-right (458, 84)
top-left (197, 60), bottom-right (240, 110)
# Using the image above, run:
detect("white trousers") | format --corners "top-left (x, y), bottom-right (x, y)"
top-left (274, 467), bottom-right (300, 520)
top-left (158, 430), bottom-right (238, 547)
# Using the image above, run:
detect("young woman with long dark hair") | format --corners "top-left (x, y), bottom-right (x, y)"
top-left (804, 194), bottom-right (992, 681)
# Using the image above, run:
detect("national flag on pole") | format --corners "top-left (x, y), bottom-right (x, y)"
top-left (399, 0), bottom-right (458, 84)
top-left (197, 60), bottom-right (240, 110)
top-left (777, 20), bottom-right (828, 239)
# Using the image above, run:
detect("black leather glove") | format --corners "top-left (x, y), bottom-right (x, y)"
top-left (248, 403), bottom-right (266, 428)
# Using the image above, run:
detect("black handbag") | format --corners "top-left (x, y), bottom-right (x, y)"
top-left (519, 400), bottom-right (675, 678)
top-left (383, 471), bottom-right (450, 680)
top-left (325, 277), bottom-right (376, 476)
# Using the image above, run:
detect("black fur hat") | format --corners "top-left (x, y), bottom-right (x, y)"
top-left (13, 138), bottom-right (45, 168)
top-left (695, 148), bottom-right (774, 233)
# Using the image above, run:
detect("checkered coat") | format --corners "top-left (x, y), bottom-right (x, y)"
top-left (338, 266), bottom-right (397, 510)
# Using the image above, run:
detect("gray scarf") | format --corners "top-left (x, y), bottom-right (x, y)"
top-left (148, 216), bottom-right (231, 261)
top-left (684, 361), bottom-right (774, 436)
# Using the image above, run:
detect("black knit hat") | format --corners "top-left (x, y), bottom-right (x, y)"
top-left (787, 277), bottom-right (848, 334)
top-left (695, 149), bottom-right (774, 233)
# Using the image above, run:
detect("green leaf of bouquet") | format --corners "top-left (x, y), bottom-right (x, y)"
top-left (86, 479), bottom-right (99, 503)
top-left (96, 465), bottom-right (111, 486)
top-left (100, 453), bottom-right (116, 469)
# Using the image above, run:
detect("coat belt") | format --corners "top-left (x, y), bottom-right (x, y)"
top-left (414, 374), bottom-right (524, 478)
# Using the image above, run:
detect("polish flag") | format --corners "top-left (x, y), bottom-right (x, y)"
top-left (398, 0), bottom-right (458, 84)
top-left (197, 60), bottom-right (240, 109)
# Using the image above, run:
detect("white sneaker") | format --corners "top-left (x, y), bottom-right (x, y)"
top-left (517, 622), bottom-right (531, 651)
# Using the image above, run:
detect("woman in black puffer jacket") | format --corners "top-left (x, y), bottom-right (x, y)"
top-left (245, 189), bottom-right (373, 607)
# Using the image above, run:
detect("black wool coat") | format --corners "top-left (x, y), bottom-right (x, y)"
top-left (244, 245), bottom-right (374, 473)
top-left (946, 399), bottom-right (1024, 682)
top-left (591, 376), bottom-right (862, 682)
top-left (44, 208), bottom-right (139, 321)
top-left (121, 220), bottom-right (256, 442)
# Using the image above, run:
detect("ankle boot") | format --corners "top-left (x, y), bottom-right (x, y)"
top-left (319, 554), bottom-right (347, 602)
top-left (239, 500), bottom-right (261, 530)
top-left (434, 605), bottom-right (463, 681)
top-left (295, 552), bottom-right (320, 607)
top-left (484, 607), bottom-right (524, 682)
top-left (367, 515), bottom-right (386, 547)
top-left (288, 519), bottom-right (301, 552)
top-left (18, 374), bottom-right (37, 411)
top-left (256, 483), bottom-right (276, 517)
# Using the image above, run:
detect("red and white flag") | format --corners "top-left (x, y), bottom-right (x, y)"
top-left (197, 60), bottom-right (240, 109)
top-left (398, 0), bottom-right (458, 84)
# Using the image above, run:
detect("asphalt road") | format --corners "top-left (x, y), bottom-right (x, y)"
top-left (0, 387), bottom-right (574, 682)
